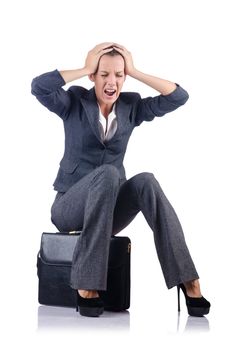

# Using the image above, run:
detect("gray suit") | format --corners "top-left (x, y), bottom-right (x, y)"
top-left (31, 70), bottom-right (199, 290)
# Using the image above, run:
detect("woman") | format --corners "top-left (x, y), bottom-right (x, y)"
top-left (31, 42), bottom-right (210, 317)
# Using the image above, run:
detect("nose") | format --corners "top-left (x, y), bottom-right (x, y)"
top-left (106, 74), bottom-right (116, 86)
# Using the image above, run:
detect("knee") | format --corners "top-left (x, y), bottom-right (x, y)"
top-left (98, 164), bottom-right (120, 177)
top-left (97, 164), bottom-right (120, 186)
top-left (131, 172), bottom-right (159, 191)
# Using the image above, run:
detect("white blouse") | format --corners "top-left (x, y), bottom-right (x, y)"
top-left (98, 103), bottom-right (117, 141)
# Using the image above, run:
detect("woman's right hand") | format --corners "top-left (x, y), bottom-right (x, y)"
top-left (84, 42), bottom-right (114, 75)
top-left (59, 43), bottom-right (114, 84)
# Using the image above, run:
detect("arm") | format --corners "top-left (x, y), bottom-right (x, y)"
top-left (59, 67), bottom-right (89, 84)
top-left (31, 69), bottom-right (72, 120)
top-left (31, 42), bottom-right (116, 118)
top-left (113, 44), bottom-right (189, 125)
top-left (128, 70), bottom-right (177, 96)
top-left (59, 42), bottom-right (116, 83)
top-left (113, 43), bottom-right (177, 95)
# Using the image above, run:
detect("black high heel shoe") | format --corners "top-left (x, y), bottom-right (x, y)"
top-left (76, 291), bottom-right (104, 317)
top-left (177, 283), bottom-right (211, 317)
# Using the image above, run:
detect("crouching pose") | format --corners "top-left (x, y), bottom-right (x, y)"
top-left (31, 42), bottom-right (210, 317)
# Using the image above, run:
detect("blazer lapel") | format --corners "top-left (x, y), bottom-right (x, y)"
top-left (115, 96), bottom-right (132, 136)
top-left (80, 87), bottom-right (132, 144)
top-left (80, 88), bottom-right (103, 144)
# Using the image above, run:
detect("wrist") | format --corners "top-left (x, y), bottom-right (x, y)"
top-left (128, 68), bottom-right (140, 79)
top-left (79, 67), bottom-right (90, 77)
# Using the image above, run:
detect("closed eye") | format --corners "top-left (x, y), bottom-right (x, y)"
top-left (101, 74), bottom-right (123, 77)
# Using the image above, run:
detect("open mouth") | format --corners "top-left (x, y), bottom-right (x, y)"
top-left (104, 89), bottom-right (116, 97)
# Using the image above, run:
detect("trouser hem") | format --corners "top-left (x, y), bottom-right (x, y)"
top-left (166, 272), bottom-right (200, 289)
top-left (69, 282), bottom-right (107, 291)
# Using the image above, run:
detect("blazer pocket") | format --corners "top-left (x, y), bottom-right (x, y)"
top-left (59, 158), bottom-right (80, 174)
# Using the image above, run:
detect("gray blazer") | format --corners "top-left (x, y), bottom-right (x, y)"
top-left (31, 69), bottom-right (189, 192)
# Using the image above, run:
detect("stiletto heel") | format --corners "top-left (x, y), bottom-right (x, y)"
top-left (177, 285), bottom-right (181, 312)
top-left (177, 283), bottom-right (211, 317)
top-left (76, 291), bottom-right (104, 317)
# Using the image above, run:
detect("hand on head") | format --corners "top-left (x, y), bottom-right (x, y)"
top-left (84, 42), bottom-right (115, 75)
top-left (111, 43), bottom-right (135, 76)
top-left (84, 42), bottom-right (135, 76)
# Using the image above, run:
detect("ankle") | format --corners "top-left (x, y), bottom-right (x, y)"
top-left (78, 289), bottom-right (99, 298)
top-left (184, 279), bottom-right (202, 297)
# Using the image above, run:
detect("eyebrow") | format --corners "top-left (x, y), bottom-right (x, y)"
top-left (100, 70), bottom-right (124, 74)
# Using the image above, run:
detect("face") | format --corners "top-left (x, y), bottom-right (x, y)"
top-left (89, 54), bottom-right (126, 109)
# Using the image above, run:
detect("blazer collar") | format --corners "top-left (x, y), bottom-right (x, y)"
top-left (80, 87), bottom-right (132, 144)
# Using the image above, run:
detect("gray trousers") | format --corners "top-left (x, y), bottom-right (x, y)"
top-left (51, 164), bottom-right (199, 291)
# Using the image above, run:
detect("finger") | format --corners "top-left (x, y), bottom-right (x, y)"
top-left (113, 46), bottom-right (125, 54)
top-left (112, 42), bottom-right (124, 49)
top-left (113, 46), bottom-right (123, 50)
top-left (95, 42), bottom-right (114, 51)
top-left (113, 46), bottom-right (129, 56)
top-left (96, 46), bottom-right (114, 55)
top-left (104, 47), bottom-right (114, 51)
top-left (97, 47), bottom-right (114, 56)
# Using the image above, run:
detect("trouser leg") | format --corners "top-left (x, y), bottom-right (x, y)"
top-left (112, 172), bottom-right (199, 289)
top-left (51, 164), bottom-right (121, 291)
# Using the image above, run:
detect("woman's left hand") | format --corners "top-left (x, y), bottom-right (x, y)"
top-left (112, 44), bottom-right (136, 77)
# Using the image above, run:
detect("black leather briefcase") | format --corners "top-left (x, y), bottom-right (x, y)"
top-left (37, 232), bottom-right (131, 311)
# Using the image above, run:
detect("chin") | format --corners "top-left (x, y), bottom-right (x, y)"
top-left (102, 96), bottom-right (118, 104)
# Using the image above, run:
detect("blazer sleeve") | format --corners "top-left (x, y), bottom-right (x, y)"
top-left (134, 84), bottom-right (189, 126)
top-left (31, 69), bottom-right (72, 120)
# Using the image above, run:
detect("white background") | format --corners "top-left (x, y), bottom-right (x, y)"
top-left (1, 0), bottom-right (232, 348)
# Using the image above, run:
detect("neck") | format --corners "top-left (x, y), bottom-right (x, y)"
top-left (98, 102), bottom-right (114, 118)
